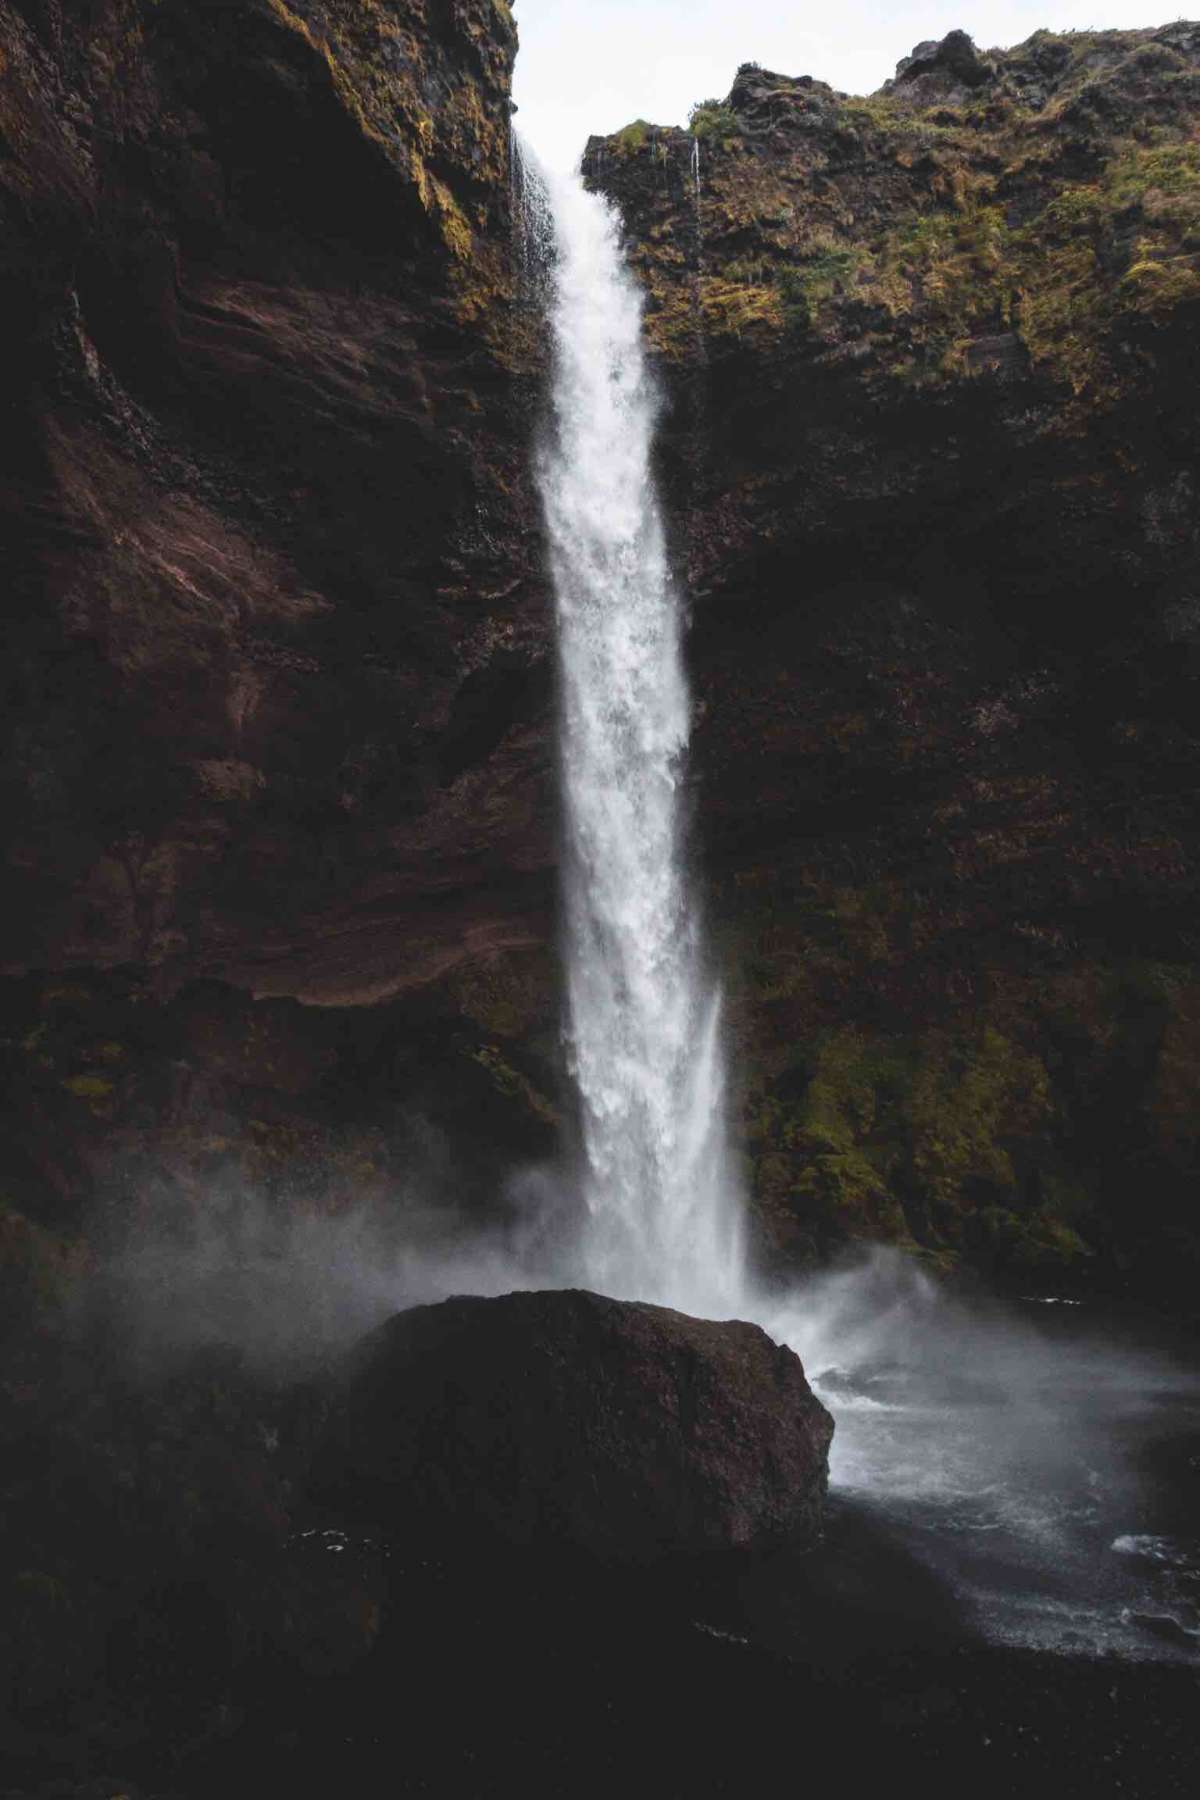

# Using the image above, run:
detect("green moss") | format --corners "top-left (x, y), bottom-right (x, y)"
top-left (613, 119), bottom-right (652, 154)
top-left (976, 1204), bottom-right (1092, 1271)
top-left (1008, 138), bottom-right (1200, 396)
top-left (746, 1021), bottom-right (1064, 1264)
top-left (471, 1045), bottom-right (558, 1126)
top-left (907, 1027), bottom-right (1051, 1218)
top-left (748, 1031), bottom-right (914, 1253)
top-left (429, 175), bottom-right (473, 260)
top-left (838, 94), bottom-right (977, 147)
top-left (792, 131), bottom-right (1200, 400)
top-left (778, 247), bottom-right (868, 329)
top-left (669, 43), bottom-right (1200, 405)
top-left (1120, 253), bottom-right (1200, 319)
top-left (688, 100), bottom-right (739, 145)
top-left (59, 1072), bottom-right (115, 1103)
top-left (699, 275), bottom-right (783, 338)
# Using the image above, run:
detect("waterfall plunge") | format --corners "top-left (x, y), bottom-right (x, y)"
top-left (535, 163), bottom-right (743, 1318)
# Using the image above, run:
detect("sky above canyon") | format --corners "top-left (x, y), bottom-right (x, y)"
top-left (512, 3), bottom-right (1182, 166)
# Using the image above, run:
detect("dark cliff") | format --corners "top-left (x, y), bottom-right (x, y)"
top-left (3, 14), bottom-right (1200, 1789)
top-left (587, 25), bottom-right (1200, 1298)
top-left (1, 0), bottom-right (559, 1260)
top-left (5, 16), bottom-right (1200, 1316)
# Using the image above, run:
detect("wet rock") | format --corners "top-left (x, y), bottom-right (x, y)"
top-left (311, 1289), bottom-right (833, 1562)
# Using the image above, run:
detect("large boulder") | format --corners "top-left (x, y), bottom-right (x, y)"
top-left (311, 1289), bottom-right (834, 1562)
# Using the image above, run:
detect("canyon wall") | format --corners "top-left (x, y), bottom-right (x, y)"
top-left (588, 25), bottom-right (1200, 1297)
top-left (4, 12), bottom-right (1200, 1307)
top-left (1, 0), bottom-right (559, 1264)
top-left (3, 14), bottom-right (1200, 1769)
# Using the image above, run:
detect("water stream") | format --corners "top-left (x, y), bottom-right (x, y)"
top-left (535, 162), bottom-right (743, 1318)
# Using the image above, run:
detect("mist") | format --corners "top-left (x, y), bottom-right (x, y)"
top-left (768, 1248), bottom-right (1200, 1657)
top-left (89, 1162), bottom-right (575, 1373)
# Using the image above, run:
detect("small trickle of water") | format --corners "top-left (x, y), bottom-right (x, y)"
top-left (511, 131), bottom-right (555, 287)
top-left (533, 157), bottom-right (742, 1317)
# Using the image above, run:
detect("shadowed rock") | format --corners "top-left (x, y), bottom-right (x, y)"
top-left (311, 1289), bottom-right (834, 1561)
top-left (892, 30), bottom-right (995, 93)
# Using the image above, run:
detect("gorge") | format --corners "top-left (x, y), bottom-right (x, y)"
top-left (2, 5), bottom-right (1200, 1795)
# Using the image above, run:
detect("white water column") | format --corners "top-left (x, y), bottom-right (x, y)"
top-left (536, 162), bottom-right (743, 1317)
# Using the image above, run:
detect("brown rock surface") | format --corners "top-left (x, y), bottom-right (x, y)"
top-left (0, 0), bottom-right (559, 1235)
top-left (311, 1288), bottom-right (835, 1558)
top-left (2, 0), bottom-right (551, 1005)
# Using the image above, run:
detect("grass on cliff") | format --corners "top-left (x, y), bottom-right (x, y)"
top-left (746, 1019), bottom-right (1079, 1272)
top-left (728, 874), bottom-right (1200, 1280)
top-left (649, 29), bottom-right (1200, 399)
top-left (750, 131), bottom-right (1200, 397)
top-left (688, 99), bottom-right (740, 145)
top-left (613, 119), bottom-right (654, 154)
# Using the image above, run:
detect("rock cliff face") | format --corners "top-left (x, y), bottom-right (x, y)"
top-left (587, 25), bottom-right (1200, 1297)
top-left (1, 0), bottom-right (560, 1249)
top-left (4, 15), bottom-right (1200, 1308)
top-left (7, 16), bottom-right (1200, 1789)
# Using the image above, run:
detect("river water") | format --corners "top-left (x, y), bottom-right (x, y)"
top-left (763, 1251), bottom-right (1200, 1663)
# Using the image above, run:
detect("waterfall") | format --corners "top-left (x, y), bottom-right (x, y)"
top-left (534, 160), bottom-right (743, 1318)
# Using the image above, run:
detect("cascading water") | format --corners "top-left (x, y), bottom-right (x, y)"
top-left (534, 160), bottom-right (743, 1318)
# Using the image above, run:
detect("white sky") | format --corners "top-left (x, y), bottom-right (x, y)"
top-left (512, 3), bottom-right (1184, 168)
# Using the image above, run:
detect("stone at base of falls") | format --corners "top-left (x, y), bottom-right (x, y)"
top-left (311, 1289), bottom-right (834, 1562)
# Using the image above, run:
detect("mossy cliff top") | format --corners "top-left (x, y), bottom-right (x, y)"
top-left (587, 23), bottom-right (1200, 410)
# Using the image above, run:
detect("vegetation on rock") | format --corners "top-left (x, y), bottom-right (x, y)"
top-left (598, 24), bottom-right (1200, 406)
top-left (688, 99), bottom-right (740, 144)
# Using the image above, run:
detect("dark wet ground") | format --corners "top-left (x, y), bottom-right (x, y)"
top-left (4, 1290), bottom-right (1199, 1798)
top-left (6, 1519), bottom-right (1197, 1800)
